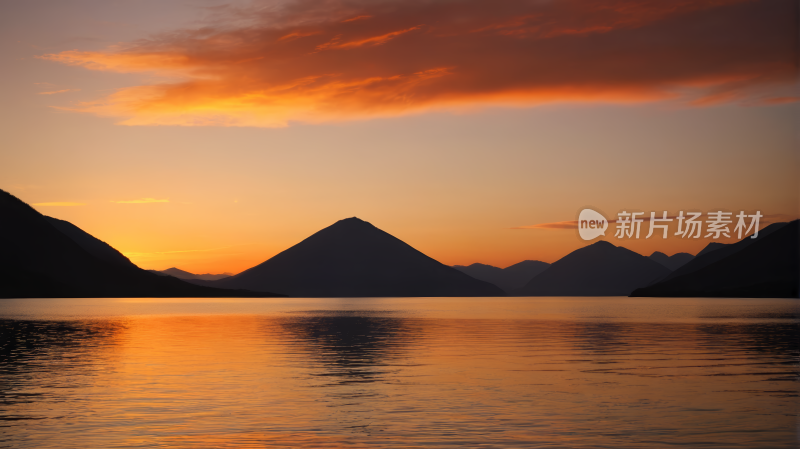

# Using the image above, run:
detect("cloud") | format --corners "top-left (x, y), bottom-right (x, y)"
top-left (39, 0), bottom-right (797, 127)
top-left (514, 215), bottom-right (684, 230)
top-left (761, 213), bottom-right (800, 224)
top-left (750, 96), bottom-right (800, 106)
top-left (315, 25), bottom-right (422, 50)
top-left (111, 198), bottom-right (169, 204)
top-left (32, 202), bottom-right (86, 206)
top-left (279, 31), bottom-right (320, 41)
top-left (512, 220), bottom-right (581, 230)
top-left (38, 89), bottom-right (80, 95)
top-left (515, 212), bottom-right (798, 230)
top-left (342, 15), bottom-right (372, 23)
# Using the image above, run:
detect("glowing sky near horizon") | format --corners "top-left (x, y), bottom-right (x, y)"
top-left (1, 0), bottom-right (797, 274)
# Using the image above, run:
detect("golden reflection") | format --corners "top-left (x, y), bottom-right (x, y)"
top-left (0, 303), bottom-right (797, 447)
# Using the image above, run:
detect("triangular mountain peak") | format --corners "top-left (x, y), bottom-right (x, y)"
top-left (516, 239), bottom-right (669, 296)
top-left (211, 218), bottom-right (503, 297)
top-left (313, 217), bottom-right (380, 237)
top-left (334, 217), bottom-right (372, 226)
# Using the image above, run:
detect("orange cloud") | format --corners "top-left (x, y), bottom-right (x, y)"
top-left (32, 202), bottom-right (86, 206)
top-left (342, 15), bottom-right (372, 23)
top-left (761, 213), bottom-right (800, 224)
top-left (513, 220), bottom-right (581, 230)
top-left (316, 26), bottom-right (423, 50)
top-left (38, 89), bottom-right (80, 95)
top-left (44, 50), bottom-right (190, 74)
top-left (279, 31), bottom-right (320, 41)
top-left (514, 215), bottom-right (684, 229)
top-left (40, 0), bottom-right (797, 127)
top-left (752, 96), bottom-right (800, 106)
top-left (111, 198), bottom-right (169, 204)
top-left (515, 213), bottom-right (798, 230)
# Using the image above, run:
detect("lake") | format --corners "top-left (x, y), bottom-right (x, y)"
top-left (0, 297), bottom-right (797, 448)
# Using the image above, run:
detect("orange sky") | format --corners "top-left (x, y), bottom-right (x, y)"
top-left (1, 0), bottom-right (798, 274)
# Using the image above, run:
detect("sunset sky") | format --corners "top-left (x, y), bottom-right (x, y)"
top-left (1, 0), bottom-right (797, 274)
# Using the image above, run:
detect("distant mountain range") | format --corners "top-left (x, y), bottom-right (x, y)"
top-left (149, 267), bottom-right (233, 281)
top-left (453, 260), bottom-right (550, 292)
top-left (0, 189), bottom-right (279, 298)
top-left (195, 217), bottom-right (503, 297)
top-left (502, 222), bottom-right (797, 298)
top-left (632, 221), bottom-right (798, 298)
top-left (649, 251), bottom-right (694, 271)
top-left (2, 187), bottom-right (796, 299)
top-left (513, 240), bottom-right (671, 296)
top-left (649, 222), bottom-right (788, 286)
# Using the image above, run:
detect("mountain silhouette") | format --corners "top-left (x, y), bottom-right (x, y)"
top-left (204, 217), bottom-right (504, 297)
top-left (0, 189), bottom-right (278, 298)
top-left (631, 221), bottom-right (799, 298)
top-left (149, 267), bottom-right (233, 281)
top-left (649, 251), bottom-right (694, 271)
top-left (453, 260), bottom-right (550, 292)
top-left (696, 242), bottom-right (727, 257)
top-left (514, 240), bottom-right (671, 296)
top-left (655, 222), bottom-right (788, 284)
top-left (44, 216), bottom-right (137, 268)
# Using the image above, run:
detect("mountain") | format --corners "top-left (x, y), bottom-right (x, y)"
top-left (696, 242), bottom-right (727, 257)
top-left (149, 267), bottom-right (233, 281)
top-left (631, 221), bottom-right (799, 298)
top-left (204, 217), bottom-right (504, 297)
top-left (515, 240), bottom-right (671, 296)
top-left (452, 263), bottom-right (504, 286)
top-left (44, 216), bottom-right (137, 268)
top-left (453, 260), bottom-right (550, 292)
top-left (0, 189), bottom-right (279, 298)
top-left (656, 222), bottom-right (789, 284)
top-left (649, 251), bottom-right (694, 271)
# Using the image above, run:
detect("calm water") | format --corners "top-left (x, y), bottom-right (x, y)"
top-left (0, 297), bottom-right (797, 448)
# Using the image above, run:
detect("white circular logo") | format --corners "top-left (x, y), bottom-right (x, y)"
top-left (578, 209), bottom-right (608, 240)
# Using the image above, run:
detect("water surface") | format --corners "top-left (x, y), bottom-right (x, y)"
top-left (0, 297), bottom-right (797, 448)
